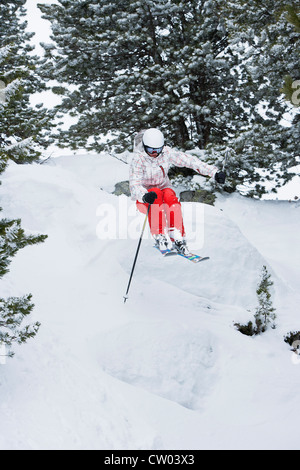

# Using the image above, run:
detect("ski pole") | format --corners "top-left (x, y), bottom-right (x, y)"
top-left (123, 204), bottom-right (151, 303)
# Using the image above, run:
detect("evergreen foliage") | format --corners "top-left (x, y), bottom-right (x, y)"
top-left (284, 331), bottom-right (300, 354)
top-left (284, 4), bottom-right (300, 33)
top-left (255, 265), bottom-right (276, 331)
top-left (222, 0), bottom-right (300, 196)
top-left (0, 0), bottom-right (54, 164)
top-left (0, 0), bottom-right (48, 358)
top-left (39, 0), bottom-right (248, 153)
top-left (279, 5), bottom-right (300, 107)
top-left (0, 212), bottom-right (47, 278)
top-left (38, 0), bottom-right (299, 198)
top-left (0, 295), bottom-right (41, 358)
top-left (235, 266), bottom-right (276, 336)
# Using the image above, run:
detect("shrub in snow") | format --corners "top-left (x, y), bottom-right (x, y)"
top-left (0, 214), bottom-right (47, 358)
top-left (0, 296), bottom-right (41, 358)
top-left (284, 331), bottom-right (300, 354)
top-left (234, 266), bottom-right (276, 336)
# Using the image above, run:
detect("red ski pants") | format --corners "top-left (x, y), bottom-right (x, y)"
top-left (136, 187), bottom-right (185, 237)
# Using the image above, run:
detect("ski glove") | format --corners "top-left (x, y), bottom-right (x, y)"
top-left (142, 191), bottom-right (158, 205)
top-left (215, 171), bottom-right (226, 184)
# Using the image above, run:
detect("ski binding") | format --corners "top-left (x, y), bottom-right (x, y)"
top-left (154, 245), bottom-right (178, 257)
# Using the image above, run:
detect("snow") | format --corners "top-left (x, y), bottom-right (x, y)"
top-left (0, 152), bottom-right (300, 450)
top-left (25, 0), bottom-right (57, 56)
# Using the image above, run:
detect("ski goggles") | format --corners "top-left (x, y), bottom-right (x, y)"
top-left (144, 145), bottom-right (164, 154)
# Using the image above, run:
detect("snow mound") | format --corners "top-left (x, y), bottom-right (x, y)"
top-left (1, 153), bottom-right (300, 450)
top-left (96, 320), bottom-right (217, 410)
top-left (118, 202), bottom-right (270, 309)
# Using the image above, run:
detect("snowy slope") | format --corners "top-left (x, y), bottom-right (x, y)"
top-left (0, 153), bottom-right (300, 450)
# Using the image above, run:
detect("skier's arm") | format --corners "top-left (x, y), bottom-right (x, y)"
top-left (129, 156), bottom-right (147, 202)
top-left (167, 148), bottom-right (218, 178)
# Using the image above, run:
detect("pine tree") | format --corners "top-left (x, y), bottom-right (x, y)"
top-left (0, 0), bottom-right (48, 358)
top-left (254, 265), bottom-right (276, 332)
top-left (234, 265), bottom-right (276, 336)
top-left (0, 187), bottom-right (46, 359)
top-left (0, 0), bottom-right (54, 164)
top-left (39, 0), bottom-right (299, 197)
top-left (39, 0), bottom-right (250, 152)
top-left (221, 0), bottom-right (300, 196)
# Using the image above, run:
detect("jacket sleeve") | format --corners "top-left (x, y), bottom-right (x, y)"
top-left (129, 155), bottom-right (146, 203)
top-left (167, 148), bottom-right (218, 178)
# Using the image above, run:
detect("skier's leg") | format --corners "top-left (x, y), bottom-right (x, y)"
top-left (161, 188), bottom-right (185, 239)
top-left (161, 188), bottom-right (190, 254)
top-left (136, 188), bottom-right (172, 250)
top-left (136, 188), bottom-right (166, 235)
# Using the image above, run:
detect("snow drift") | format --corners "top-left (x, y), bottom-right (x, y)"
top-left (0, 153), bottom-right (299, 450)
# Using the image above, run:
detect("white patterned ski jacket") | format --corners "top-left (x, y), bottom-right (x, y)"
top-left (129, 146), bottom-right (218, 203)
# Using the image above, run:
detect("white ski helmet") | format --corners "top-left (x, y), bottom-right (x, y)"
top-left (142, 128), bottom-right (164, 156)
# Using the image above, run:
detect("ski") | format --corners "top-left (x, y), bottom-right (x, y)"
top-left (177, 252), bottom-right (210, 263)
top-left (154, 245), bottom-right (209, 262)
top-left (154, 245), bottom-right (178, 257)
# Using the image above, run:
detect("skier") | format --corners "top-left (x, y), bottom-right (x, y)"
top-left (129, 128), bottom-right (226, 255)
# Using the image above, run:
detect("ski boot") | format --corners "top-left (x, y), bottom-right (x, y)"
top-left (153, 233), bottom-right (172, 252)
top-left (169, 229), bottom-right (190, 256)
top-left (174, 239), bottom-right (190, 256)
